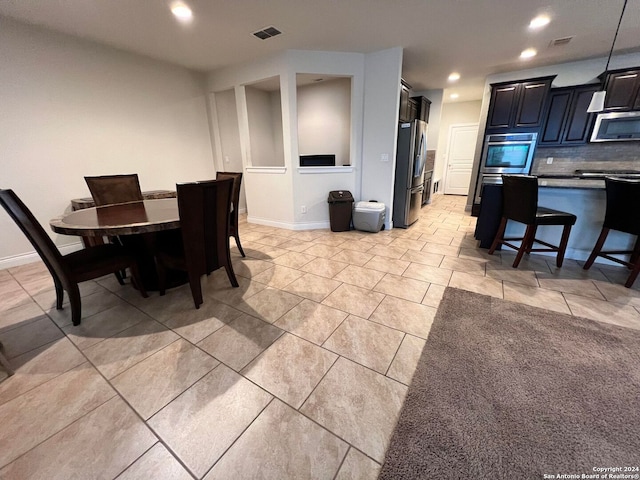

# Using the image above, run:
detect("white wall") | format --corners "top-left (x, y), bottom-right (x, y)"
top-left (297, 78), bottom-right (351, 166)
top-left (361, 47), bottom-right (404, 229)
top-left (245, 86), bottom-right (284, 167)
top-left (208, 50), bottom-right (366, 229)
top-left (0, 18), bottom-right (214, 266)
top-left (211, 89), bottom-right (247, 212)
top-left (435, 100), bottom-right (481, 185)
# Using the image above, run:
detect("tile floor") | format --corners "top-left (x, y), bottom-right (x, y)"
top-left (1, 194), bottom-right (639, 479)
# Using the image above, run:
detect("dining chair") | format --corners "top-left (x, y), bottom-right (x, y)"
top-left (583, 177), bottom-right (640, 288)
top-left (84, 174), bottom-right (143, 206)
top-left (156, 178), bottom-right (239, 308)
top-left (0, 189), bottom-right (147, 326)
top-left (84, 174), bottom-right (143, 284)
top-left (216, 171), bottom-right (245, 257)
top-left (488, 175), bottom-right (577, 268)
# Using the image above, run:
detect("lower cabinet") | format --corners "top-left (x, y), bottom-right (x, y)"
top-left (539, 85), bottom-right (599, 146)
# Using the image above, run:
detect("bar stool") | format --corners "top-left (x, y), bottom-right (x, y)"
top-left (488, 175), bottom-right (577, 268)
top-left (583, 177), bottom-right (640, 288)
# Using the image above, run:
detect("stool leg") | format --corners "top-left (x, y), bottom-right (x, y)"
top-left (629, 236), bottom-right (640, 267)
top-left (625, 262), bottom-right (640, 288)
top-left (584, 228), bottom-right (609, 270)
top-left (524, 225), bottom-right (538, 256)
top-left (556, 224), bottom-right (573, 268)
top-left (513, 225), bottom-right (535, 268)
top-left (488, 218), bottom-right (507, 255)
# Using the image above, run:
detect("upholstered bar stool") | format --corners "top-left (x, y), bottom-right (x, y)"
top-left (488, 175), bottom-right (577, 268)
top-left (583, 177), bottom-right (640, 288)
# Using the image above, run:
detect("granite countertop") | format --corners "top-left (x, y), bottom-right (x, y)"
top-left (535, 170), bottom-right (640, 189)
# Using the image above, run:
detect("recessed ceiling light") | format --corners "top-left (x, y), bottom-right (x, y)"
top-left (450, 93), bottom-right (459, 100)
top-left (520, 48), bottom-right (537, 59)
top-left (448, 72), bottom-right (460, 82)
top-left (171, 2), bottom-right (193, 22)
top-left (529, 15), bottom-right (550, 29)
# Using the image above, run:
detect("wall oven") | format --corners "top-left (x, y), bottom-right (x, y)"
top-left (481, 132), bottom-right (537, 174)
top-left (474, 132), bottom-right (538, 205)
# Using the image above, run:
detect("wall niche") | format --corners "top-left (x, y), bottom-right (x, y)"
top-left (245, 76), bottom-right (285, 167)
top-left (296, 74), bottom-right (351, 167)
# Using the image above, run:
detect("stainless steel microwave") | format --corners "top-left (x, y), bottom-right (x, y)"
top-left (591, 111), bottom-right (640, 142)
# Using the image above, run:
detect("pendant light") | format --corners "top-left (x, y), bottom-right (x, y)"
top-left (587, 0), bottom-right (628, 112)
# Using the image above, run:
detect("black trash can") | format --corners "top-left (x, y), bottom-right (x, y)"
top-left (327, 190), bottom-right (354, 232)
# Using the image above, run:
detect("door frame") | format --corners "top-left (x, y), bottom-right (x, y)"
top-left (442, 122), bottom-right (479, 195)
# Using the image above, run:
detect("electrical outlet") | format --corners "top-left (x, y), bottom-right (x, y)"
top-left (301, 206), bottom-right (307, 214)
top-left (224, 155), bottom-right (230, 163)
top-left (546, 157), bottom-right (553, 164)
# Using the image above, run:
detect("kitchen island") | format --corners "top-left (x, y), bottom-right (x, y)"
top-left (475, 173), bottom-right (638, 263)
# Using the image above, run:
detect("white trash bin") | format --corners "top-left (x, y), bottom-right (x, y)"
top-left (353, 201), bottom-right (386, 233)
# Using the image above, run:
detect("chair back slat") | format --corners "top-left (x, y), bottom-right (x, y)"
top-left (0, 189), bottom-right (69, 287)
top-left (85, 174), bottom-right (143, 206)
top-left (604, 177), bottom-right (640, 236)
top-left (502, 175), bottom-right (538, 225)
top-left (215, 172), bottom-right (242, 230)
top-left (175, 178), bottom-right (233, 280)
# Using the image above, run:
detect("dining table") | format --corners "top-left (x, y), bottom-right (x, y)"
top-left (50, 198), bottom-right (184, 291)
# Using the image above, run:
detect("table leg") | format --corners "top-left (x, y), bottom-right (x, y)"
top-left (120, 232), bottom-right (187, 292)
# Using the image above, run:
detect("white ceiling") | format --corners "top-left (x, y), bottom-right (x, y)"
top-left (1, 0), bottom-right (639, 102)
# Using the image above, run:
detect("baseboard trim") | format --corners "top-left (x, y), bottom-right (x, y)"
top-left (247, 216), bottom-right (330, 231)
top-left (0, 242), bottom-right (84, 270)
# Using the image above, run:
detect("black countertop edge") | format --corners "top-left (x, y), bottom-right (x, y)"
top-left (536, 173), bottom-right (640, 180)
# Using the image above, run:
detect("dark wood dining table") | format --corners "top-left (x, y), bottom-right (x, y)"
top-left (50, 198), bottom-right (183, 290)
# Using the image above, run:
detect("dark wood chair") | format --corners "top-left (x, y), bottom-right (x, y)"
top-left (0, 189), bottom-right (147, 326)
top-left (155, 179), bottom-right (239, 308)
top-left (84, 174), bottom-right (143, 206)
top-left (216, 171), bottom-right (245, 257)
top-left (0, 341), bottom-right (13, 377)
top-left (583, 177), bottom-right (640, 288)
top-left (84, 174), bottom-right (143, 284)
top-left (488, 175), bottom-right (577, 268)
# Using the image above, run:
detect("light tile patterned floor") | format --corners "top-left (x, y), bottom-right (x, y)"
top-left (1, 194), bottom-right (639, 479)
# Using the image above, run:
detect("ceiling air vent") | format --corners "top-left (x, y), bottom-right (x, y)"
top-left (252, 26), bottom-right (282, 40)
top-left (550, 36), bottom-right (573, 47)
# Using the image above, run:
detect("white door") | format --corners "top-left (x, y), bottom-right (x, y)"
top-left (444, 124), bottom-right (479, 195)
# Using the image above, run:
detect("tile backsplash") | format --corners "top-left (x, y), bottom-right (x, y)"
top-left (532, 142), bottom-right (640, 175)
top-left (425, 150), bottom-right (435, 172)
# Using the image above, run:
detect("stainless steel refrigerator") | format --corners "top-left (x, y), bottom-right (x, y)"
top-left (393, 119), bottom-right (428, 228)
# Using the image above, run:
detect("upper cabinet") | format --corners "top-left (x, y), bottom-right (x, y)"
top-left (603, 69), bottom-right (640, 111)
top-left (539, 85), bottom-right (599, 146)
top-left (399, 79), bottom-right (431, 123)
top-left (399, 80), bottom-right (412, 123)
top-left (486, 77), bottom-right (554, 131)
top-left (418, 96), bottom-right (431, 122)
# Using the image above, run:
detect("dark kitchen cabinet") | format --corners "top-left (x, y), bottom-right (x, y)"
top-left (487, 77), bottom-right (554, 131)
top-left (539, 85), bottom-right (599, 146)
top-left (408, 98), bottom-right (419, 122)
top-left (399, 80), bottom-right (411, 122)
top-left (603, 69), bottom-right (640, 111)
top-left (399, 79), bottom-right (431, 123)
top-left (418, 96), bottom-right (431, 122)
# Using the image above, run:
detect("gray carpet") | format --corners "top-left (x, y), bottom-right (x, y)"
top-left (379, 287), bottom-right (640, 480)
